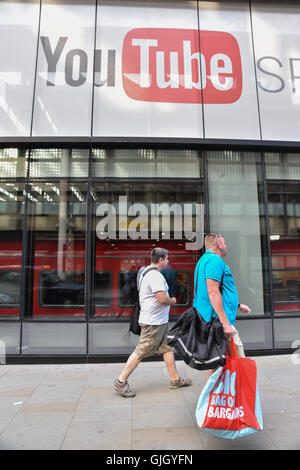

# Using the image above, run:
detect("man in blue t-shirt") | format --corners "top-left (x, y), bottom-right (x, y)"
top-left (193, 233), bottom-right (251, 379)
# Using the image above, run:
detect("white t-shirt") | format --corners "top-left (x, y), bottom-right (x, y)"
top-left (138, 266), bottom-right (170, 325)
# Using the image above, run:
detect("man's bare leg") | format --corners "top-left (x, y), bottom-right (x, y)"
top-left (205, 367), bottom-right (217, 383)
top-left (163, 351), bottom-right (179, 382)
top-left (118, 351), bottom-right (142, 383)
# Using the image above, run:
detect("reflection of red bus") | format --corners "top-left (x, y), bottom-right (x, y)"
top-left (0, 239), bottom-right (22, 317)
top-left (271, 240), bottom-right (300, 314)
top-left (0, 240), bottom-right (199, 318)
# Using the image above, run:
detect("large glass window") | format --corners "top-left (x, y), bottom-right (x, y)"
top-left (24, 181), bottom-right (88, 320)
top-left (207, 151), bottom-right (267, 316)
top-left (0, 182), bottom-right (25, 318)
top-left (266, 162), bottom-right (300, 316)
top-left (29, 149), bottom-right (89, 178)
top-left (2, 145), bottom-right (299, 355)
top-left (0, 148), bottom-right (28, 178)
top-left (265, 153), bottom-right (300, 181)
top-left (90, 176), bottom-right (204, 320)
top-left (92, 149), bottom-right (202, 178)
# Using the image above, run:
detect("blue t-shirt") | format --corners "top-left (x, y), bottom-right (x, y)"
top-left (193, 250), bottom-right (239, 326)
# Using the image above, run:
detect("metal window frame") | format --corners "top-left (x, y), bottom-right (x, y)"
top-left (0, 142), bottom-right (299, 360)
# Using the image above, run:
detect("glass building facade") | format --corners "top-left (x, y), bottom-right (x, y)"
top-left (0, 147), bottom-right (299, 359)
top-left (0, 0), bottom-right (299, 360)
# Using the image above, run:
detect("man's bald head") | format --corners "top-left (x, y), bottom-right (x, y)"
top-left (205, 233), bottom-right (220, 250)
top-left (204, 233), bottom-right (228, 257)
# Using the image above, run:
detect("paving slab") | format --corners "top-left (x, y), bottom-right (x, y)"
top-left (27, 384), bottom-right (84, 404)
top-left (72, 404), bottom-right (131, 423)
top-left (262, 413), bottom-right (300, 450)
top-left (61, 420), bottom-right (132, 450)
top-left (198, 427), bottom-right (277, 450)
top-left (0, 411), bottom-right (74, 450)
top-left (132, 402), bottom-right (195, 430)
top-left (132, 426), bottom-right (204, 450)
top-left (0, 355), bottom-right (299, 450)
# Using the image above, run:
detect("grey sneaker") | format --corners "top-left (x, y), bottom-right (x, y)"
top-left (169, 376), bottom-right (192, 389)
top-left (113, 378), bottom-right (136, 398)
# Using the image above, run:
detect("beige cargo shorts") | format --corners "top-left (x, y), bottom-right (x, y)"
top-left (134, 323), bottom-right (174, 359)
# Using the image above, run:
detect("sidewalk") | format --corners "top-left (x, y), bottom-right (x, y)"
top-left (0, 354), bottom-right (299, 450)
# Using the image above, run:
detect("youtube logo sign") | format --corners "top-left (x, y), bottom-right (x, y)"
top-left (122, 28), bottom-right (242, 104)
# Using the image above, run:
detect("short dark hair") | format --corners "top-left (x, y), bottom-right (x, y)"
top-left (151, 247), bottom-right (168, 264)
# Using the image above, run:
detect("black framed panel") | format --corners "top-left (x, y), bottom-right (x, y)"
top-left (0, 144), bottom-right (298, 358)
top-left (89, 177), bottom-right (205, 325)
top-left (267, 179), bottom-right (300, 318)
top-left (23, 178), bottom-right (88, 321)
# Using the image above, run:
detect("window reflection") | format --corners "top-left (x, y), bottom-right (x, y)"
top-left (94, 272), bottom-right (112, 306)
top-left (0, 271), bottom-right (21, 307)
top-left (267, 178), bottom-right (300, 316)
top-left (92, 148), bottom-right (201, 178)
top-left (268, 183), bottom-right (300, 238)
top-left (0, 182), bottom-right (25, 318)
top-left (0, 148), bottom-right (28, 178)
top-left (25, 182), bottom-right (87, 319)
top-left (265, 153), bottom-right (300, 181)
top-left (119, 270), bottom-right (190, 307)
top-left (119, 271), bottom-right (138, 307)
top-left (29, 148), bottom-right (89, 178)
top-left (161, 270), bottom-right (190, 306)
top-left (91, 181), bottom-right (203, 319)
top-left (272, 270), bottom-right (300, 303)
top-left (40, 271), bottom-right (85, 307)
top-left (207, 151), bottom-right (265, 316)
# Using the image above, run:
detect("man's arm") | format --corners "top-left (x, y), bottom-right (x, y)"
top-left (155, 291), bottom-right (176, 306)
top-left (206, 278), bottom-right (234, 336)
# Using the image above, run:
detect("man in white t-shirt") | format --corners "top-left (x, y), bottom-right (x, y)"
top-left (113, 247), bottom-right (192, 398)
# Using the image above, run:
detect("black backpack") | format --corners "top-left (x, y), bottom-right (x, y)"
top-left (166, 306), bottom-right (226, 370)
top-left (129, 267), bottom-right (157, 335)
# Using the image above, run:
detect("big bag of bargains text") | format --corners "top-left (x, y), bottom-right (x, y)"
top-left (195, 339), bottom-right (263, 439)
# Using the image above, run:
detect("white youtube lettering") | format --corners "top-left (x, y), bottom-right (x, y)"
top-left (131, 38), bottom-right (233, 91)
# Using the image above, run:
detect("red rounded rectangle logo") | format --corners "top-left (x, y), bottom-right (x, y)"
top-left (122, 28), bottom-right (242, 104)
